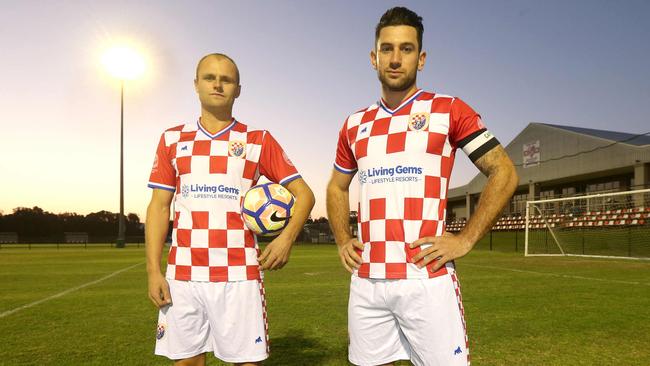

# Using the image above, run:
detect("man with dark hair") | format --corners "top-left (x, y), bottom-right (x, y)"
top-left (146, 53), bottom-right (315, 366)
top-left (375, 7), bottom-right (424, 53)
top-left (327, 6), bottom-right (517, 366)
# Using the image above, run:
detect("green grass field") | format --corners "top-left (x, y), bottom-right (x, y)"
top-left (466, 227), bottom-right (650, 260)
top-left (1, 244), bottom-right (649, 365)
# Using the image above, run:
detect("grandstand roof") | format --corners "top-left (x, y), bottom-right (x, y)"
top-left (448, 122), bottom-right (650, 198)
top-left (539, 123), bottom-right (650, 146)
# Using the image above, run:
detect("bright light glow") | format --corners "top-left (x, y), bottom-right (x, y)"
top-left (101, 46), bottom-right (145, 80)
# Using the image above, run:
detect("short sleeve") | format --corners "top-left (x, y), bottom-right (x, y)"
top-left (449, 98), bottom-right (500, 163)
top-left (259, 132), bottom-right (301, 185)
top-left (333, 119), bottom-right (358, 174)
top-left (147, 134), bottom-right (177, 191)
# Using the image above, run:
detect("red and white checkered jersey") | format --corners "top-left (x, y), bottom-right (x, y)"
top-left (334, 90), bottom-right (499, 280)
top-left (148, 119), bottom-right (300, 282)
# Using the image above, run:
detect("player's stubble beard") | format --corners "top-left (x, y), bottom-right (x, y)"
top-left (377, 67), bottom-right (417, 93)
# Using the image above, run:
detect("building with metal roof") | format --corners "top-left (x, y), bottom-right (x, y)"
top-left (447, 123), bottom-right (650, 221)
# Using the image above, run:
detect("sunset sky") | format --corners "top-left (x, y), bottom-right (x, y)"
top-left (1, 0), bottom-right (649, 220)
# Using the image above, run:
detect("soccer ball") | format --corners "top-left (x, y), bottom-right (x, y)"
top-left (242, 183), bottom-right (295, 236)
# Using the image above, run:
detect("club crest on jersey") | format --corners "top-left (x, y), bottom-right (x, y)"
top-left (156, 323), bottom-right (166, 340)
top-left (409, 112), bottom-right (429, 131)
top-left (228, 141), bottom-right (246, 158)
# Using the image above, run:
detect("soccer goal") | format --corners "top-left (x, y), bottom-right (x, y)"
top-left (525, 188), bottom-right (650, 260)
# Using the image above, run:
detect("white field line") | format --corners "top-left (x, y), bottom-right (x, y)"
top-left (0, 262), bottom-right (144, 318)
top-left (462, 263), bottom-right (650, 286)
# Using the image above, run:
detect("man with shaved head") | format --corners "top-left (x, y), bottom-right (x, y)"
top-left (146, 53), bottom-right (314, 366)
top-left (195, 53), bottom-right (240, 85)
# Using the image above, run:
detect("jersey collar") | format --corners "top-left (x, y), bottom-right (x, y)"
top-left (379, 89), bottom-right (423, 115)
top-left (197, 118), bottom-right (236, 139)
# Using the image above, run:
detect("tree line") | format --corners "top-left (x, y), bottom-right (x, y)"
top-left (0, 206), bottom-right (346, 243)
top-left (0, 206), bottom-right (143, 242)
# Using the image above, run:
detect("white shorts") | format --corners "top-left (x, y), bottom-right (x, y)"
top-left (348, 273), bottom-right (469, 366)
top-left (154, 279), bottom-right (269, 363)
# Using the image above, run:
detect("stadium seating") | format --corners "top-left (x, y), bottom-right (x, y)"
top-left (446, 208), bottom-right (648, 233)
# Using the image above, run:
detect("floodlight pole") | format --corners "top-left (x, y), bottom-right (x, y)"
top-left (116, 79), bottom-right (126, 248)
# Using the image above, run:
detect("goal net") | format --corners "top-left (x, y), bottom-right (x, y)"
top-left (525, 188), bottom-right (650, 259)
